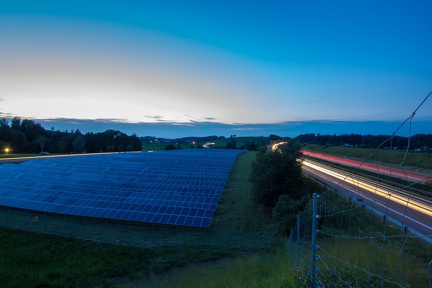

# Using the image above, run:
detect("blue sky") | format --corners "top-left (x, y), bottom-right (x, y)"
top-left (0, 1), bottom-right (431, 138)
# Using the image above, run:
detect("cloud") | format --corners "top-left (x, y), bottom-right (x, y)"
top-left (144, 115), bottom-right (173, 123)
top-left (171, 123), bottom-right (194, 127)
top-left (232, 127), bottom-right (262, 131)
top-left (2, 116), bottom-right (431, 139)
top-left (41, 117), bottom-right (127, 124)
top-left (0, 112), bottom-right (15, 118)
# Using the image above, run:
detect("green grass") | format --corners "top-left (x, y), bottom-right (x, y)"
top-left (211, 151), bottom-right (270, 230)
top-left (121, 249), bottom-right (297, 288)
top-left (294, 237), bottom-right (430, 288)
top-left (0, 226), bottom-right (225, 288)
top-left (0, 153), bottom-right (45, 158)
top-left (141, 141), bottom-right (172, 151)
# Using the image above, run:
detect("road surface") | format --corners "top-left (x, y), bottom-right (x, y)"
top-left (300, 150), bottom-right (432, 184)
top-left (302, 159), bottom-right (432, 244)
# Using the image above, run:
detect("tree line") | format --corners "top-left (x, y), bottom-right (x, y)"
top-left (295, 133), bottom-right (432, 150)
top-left (0, 117), bottom-right (142, 154)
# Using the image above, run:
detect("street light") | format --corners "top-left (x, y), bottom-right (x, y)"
top-left (4, 147), bottom-right (10, 154)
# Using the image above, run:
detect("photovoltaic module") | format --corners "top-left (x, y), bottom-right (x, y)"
top-left (0, 149), bottom-right (244, 228)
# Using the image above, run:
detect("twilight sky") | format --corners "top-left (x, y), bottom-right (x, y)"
top-left (0, 1), bottom-right (431, 138)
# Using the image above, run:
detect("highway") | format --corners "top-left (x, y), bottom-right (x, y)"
top-left (301, 159), bottom-right (432, 244)
top-left (300, 150), bottom-right (432, 184)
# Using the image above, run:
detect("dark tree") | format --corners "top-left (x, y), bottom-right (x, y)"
top-left (11, 117), bottom-right (21, 131)
top-left (241, 141), bottom-right (258, 151)
top-left (272, 194), bottom-right (309, 233)
top-left (0, 118), bottom-right (144, 154)
top-left (269, 134), bottom-right (282, 141)
top-left (164, 144), bottom-right (176, 150)
top-left (0, 118), bottom-right (8, 128)
top-left (249, 141), bottom-right (305, 211)
top-left (35, 135), bottom-right (47, 153)
top-left (227, 135), bottom-right (237, 149)
top-left (72, 135), bottom-right (85, 153)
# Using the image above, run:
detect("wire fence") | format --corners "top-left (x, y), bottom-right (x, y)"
top-left (288, 91), bottom-right (432, 288)
top-left (288, 191), bottom-right (432, 287)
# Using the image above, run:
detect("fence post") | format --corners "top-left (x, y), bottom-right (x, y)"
top-left (289, 228), bottom-right (293, 255)
top-left (428, 259), bottom-right (432, 288)
top-left (297, 214), bottom-right (300, 269)
top-left (311, 193), bottom-right (318, 288)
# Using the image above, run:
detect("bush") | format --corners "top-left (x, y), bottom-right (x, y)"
top-left (249, 142), bottom-right (304, 211)
top-left (272, 194), bottom-right (309, 234)
top-left (249, 141), bottom-right (311, 234)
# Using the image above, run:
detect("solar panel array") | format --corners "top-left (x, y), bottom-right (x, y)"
top-left (0, 149), bottom-right (244, 228)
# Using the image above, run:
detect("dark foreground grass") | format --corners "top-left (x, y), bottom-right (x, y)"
top-left (0, 226), bottom-right (228, 288)
top-left (120, 249), bottom-right (297, 288)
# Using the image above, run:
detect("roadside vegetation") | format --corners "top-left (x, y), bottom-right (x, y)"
top-left (249, 141), bottom-right (313, 234)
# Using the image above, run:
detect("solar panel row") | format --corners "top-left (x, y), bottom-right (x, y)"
top-left (0, 149), bottom-right (244, 228)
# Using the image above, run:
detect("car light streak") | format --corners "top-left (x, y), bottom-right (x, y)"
top-left (271, 142), bottom-right (288, 152)
top-left (301, 150), bottom-right (432, 184)
top-left (302, 160), bottom-right (432, 218)
top-left (203, 142), bottom-right (215, 148)
top-left (314, 171), bottom-right (432, 230)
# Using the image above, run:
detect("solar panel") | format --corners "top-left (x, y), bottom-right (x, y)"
top-left (0, 149), bottom-right (244, 228)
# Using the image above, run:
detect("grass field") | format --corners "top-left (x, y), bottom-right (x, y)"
top-left (123, 249), bottom-right (296, 288)
top-left (141, 136), bottom-right (269, 151)
top-left (0, 153), bottom-right (49, 159)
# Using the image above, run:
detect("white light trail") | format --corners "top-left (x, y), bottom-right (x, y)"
top-left (302, 160), bottom-right (432, 218)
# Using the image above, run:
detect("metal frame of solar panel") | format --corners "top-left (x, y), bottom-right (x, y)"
top-left (0, 149), bottom-right (244, 228)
